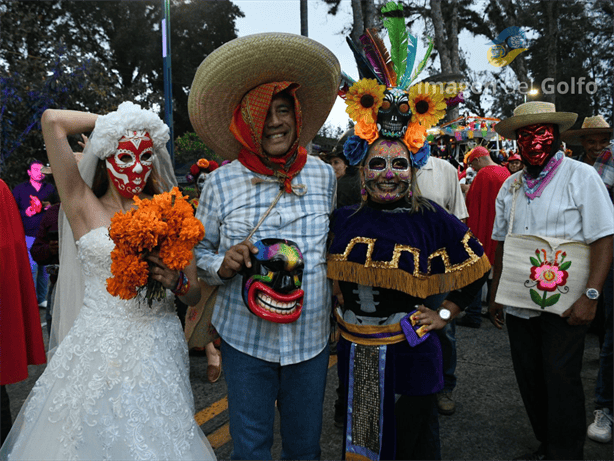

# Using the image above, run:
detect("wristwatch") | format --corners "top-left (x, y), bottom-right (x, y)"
top-left (438, 308), bottom-right (452, 321)
top-left (585, 288), bottom-right (600, 300)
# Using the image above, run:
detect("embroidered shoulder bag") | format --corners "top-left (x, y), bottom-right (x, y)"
top-left (494, 181), bottom-right (590, 315)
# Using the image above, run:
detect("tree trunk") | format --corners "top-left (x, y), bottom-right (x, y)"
top-left (449, 0), bottom-right (460, 73)
top-left (448, 0), bottom-right (461, 120)
top-left (300, 0), bottom-right (308, 36)
top-left (544, 0), bottom-right (557, 105)
top-left (350, 0), bottom-right (364, 46)
top-left (430, 0), bottom-right (452, 74)
top-left (362, 0), bottom-right (377, 30)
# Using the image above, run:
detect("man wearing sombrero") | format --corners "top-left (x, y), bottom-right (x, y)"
top-left (489, 102), bottom-right (614, 459)
top-left (189, 33), bottom-right (340, 459)
top-left (563, 114), bottom-right (614, 443)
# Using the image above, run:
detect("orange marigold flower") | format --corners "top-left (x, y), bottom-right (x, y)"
top-left (403, 122), bottom-right (427, 154)
top-left (107, 187), bottom-right (205, 300)
top-left (355, 120), bottom-right (380, 144)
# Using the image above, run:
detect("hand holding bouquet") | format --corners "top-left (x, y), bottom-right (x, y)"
top-left (106, 187), bottom-right (205, 305)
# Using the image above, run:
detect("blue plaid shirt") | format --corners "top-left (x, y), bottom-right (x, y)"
top-left (194, 157), bottom-right (336, 365)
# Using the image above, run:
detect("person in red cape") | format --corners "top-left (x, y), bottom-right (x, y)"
top-left (0, 179), bottom-right (46, 445)
top-left (457, 147), bottom-right (510, 328)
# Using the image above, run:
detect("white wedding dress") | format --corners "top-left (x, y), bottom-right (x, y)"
top-left (0, 227), bottom-right (215, 461)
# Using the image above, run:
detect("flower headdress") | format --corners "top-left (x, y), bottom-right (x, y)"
top-left (339, 1), bottom-right (465, 168)
top-left (187, 158), bottom-right (219, 183)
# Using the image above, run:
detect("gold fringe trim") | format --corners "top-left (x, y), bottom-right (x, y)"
top-left (328, 254), bottom-right (491, 298)
top-left (334, 310), bottom-right (406, 346)
top-left (346, 453), bottom-right (376, 461)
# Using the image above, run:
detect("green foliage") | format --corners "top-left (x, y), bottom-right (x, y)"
top-left (559, 261), bottom-right (571, 271)
top-left (174, 132), bottom-right (221, 167)
top-left (530, 288), bottom-right (543, 306)
top-left (0, 0), bottom-right (244, 185)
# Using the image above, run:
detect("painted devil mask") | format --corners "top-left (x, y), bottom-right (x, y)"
top-left (106, 131), bottom-right (155, 198)
top-left (517, 123), bottom-right (555, 167)
top-left (377, 88), bottom-right (412, 138)
top-left (241, 239), bottom-right (305, 324)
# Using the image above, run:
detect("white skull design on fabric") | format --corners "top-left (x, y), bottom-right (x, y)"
top-left (353, 284), bottom-right (380, 313)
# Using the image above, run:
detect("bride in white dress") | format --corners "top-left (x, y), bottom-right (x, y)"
top-left (0, 102), bottom-right (216, 460)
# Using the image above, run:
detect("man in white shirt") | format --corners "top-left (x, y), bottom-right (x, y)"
top-left (490, 102), bottom-right (614, 460)
top-left (416, 155), bottom-right (468, 415)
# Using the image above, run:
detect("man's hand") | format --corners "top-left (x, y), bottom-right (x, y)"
top-left (218, 240), bottom-right (258, 279)
top-left (561, 295), bottom-right (597, 326)
top-left (413, 304), bottom-right (448, 332)
top-left (488, 302), bottom-right (505, 329)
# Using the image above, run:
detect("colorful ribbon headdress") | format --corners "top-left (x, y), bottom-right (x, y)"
top-left (340, 1), bottom-right (465, 168)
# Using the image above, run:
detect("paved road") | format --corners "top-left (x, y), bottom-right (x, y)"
top-left (5, 309), bottom-right (613, 460)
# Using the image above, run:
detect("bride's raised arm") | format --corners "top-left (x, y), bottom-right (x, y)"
top-left (41, 110), bottom-right (98, 234)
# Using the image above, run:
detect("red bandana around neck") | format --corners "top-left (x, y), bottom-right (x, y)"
top-left (230, 82), bottom-right (307, 193)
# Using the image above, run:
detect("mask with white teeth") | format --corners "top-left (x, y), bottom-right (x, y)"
top-left (241, 238), bottom-right (305, 324)
top-left (377, 88), bottom-right (412, 138)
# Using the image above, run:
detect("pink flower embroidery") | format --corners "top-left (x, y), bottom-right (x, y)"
top-left (530, 263), bottom-right (569, 292)
top-left (527, 250), bottom-right (571, 309)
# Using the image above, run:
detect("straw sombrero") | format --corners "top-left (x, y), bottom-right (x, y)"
top-left (495, 101), bottom-right (577, 140)
top-left (561, 115), bottom-right (612, 146)
top-left (188, 33), bottom-right (341, 160)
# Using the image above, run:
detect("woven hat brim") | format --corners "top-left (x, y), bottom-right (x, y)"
top-left (495, 112), bottom-right (577, 140)
top-left (561, 127), bottom-right (613, 146)
top-left (188, 33), bottom-right (341, 160)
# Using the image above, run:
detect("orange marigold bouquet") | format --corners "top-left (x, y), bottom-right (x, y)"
top-left (106, 187), bottom-right (205, 305)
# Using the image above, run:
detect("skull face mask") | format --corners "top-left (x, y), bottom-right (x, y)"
top-left (241, 239), bottom-right (305, 324)
top-left (377, 88), bottom-right (412, 138)
top-left (363, 139), bottom-right (411, 203)
top-left (196, 172), bottom-right (208, 192)
top-left (106, 131), bottom-right (155, 198)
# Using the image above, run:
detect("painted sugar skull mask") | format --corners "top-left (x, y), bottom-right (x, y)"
top-left (106, 130), bottom-right (155, 198)
top-left (363, 139), bottom-right (411, 203)
top-left (377, 88), bottom-right (412, 138)
top-left (241, 239), bottom-right (305, 324)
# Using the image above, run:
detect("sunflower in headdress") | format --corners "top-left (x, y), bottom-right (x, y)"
top-left (408, 83), bottom-right (447, 128)
top-left (345, 79), bottom-right (386, 124)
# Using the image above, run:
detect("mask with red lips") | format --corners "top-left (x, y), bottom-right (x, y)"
top-left (517, 123), bottom-right (555, 167)
top-left (241, 239), bottom-right (304, 324)
top-left (106, 131), bottom-right (155, 198)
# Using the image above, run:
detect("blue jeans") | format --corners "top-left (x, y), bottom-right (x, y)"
top-left (424, 292), bottom-right (456, 392)
top-left (221, 339), bottom-right (329, 460)
top-left (25, 235), bottom-right (48, 305)
top-left (595, 262), bottom-right (613, 412)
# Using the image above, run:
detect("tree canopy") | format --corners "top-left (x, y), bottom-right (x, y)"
top-left (324, 0), bottom-right (613, 129)
top-left (1, 0), bottom-right (243, 187)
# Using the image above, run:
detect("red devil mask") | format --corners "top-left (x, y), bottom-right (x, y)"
top-left (106, 131), bottom-right (155, 198)
top-left (517, 123), bottom-right (555, 167)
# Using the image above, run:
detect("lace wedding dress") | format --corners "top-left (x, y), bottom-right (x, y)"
top-left (0, 227), bottom-right (215, 460)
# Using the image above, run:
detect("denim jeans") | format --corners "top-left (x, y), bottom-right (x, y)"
top-left (25, 236), bottom-right (48, 305)
top-left (595, 262), bottom-right (613, 412)
top-left (424, 292), bottom-right (456, 392)
top-left (221, 339), bottom-right (329, 460)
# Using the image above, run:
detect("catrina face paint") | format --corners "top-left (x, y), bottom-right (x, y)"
top-left (363, 139), bottom-right (411, 203)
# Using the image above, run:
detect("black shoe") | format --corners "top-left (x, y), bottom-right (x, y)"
top-left (456, 316), bottom-right (481, 329)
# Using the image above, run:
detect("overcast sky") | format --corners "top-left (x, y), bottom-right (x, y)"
top-left (233, 0), bottom-right (494, 129)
